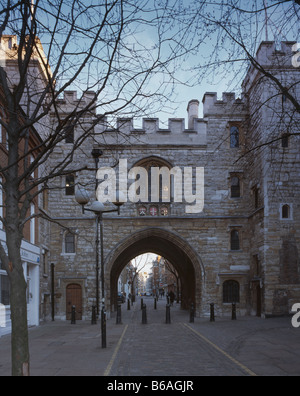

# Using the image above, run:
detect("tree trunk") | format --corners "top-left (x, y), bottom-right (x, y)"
top-left (4, 135), bottom-right (30, 375)
top-left (10, 273), bottom-right (30, 376)
top-left (5, 225), bottom-right (30, 376)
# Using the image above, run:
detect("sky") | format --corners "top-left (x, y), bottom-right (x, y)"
top-left (131, 253), bottom-right (158, 274)
top-left (3, 0), bottom-right (297, 127)
top-left (27, 0), bottom-right (295, 128)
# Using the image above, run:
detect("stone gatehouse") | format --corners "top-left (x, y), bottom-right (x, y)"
top-left (44, 41), bottom-right (300, 320)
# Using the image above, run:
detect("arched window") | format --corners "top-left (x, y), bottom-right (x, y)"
top-left (282, 204), bottom-right (290, 219)
top-left (231, 230), bottom-right (240, 251)
top-left (223, 280), bottom-right (240, 303)
top-left (231, 176), bottom-right (241, 198)
top-left (65, 232), bottom-right (75, 254)
top-left (133, 157), bottom-right (173, 203)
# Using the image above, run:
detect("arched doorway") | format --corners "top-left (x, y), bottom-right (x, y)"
top-left (106, 228), bottom-right (204, 312)
top-left (66, 284), bottom-right (82, 320)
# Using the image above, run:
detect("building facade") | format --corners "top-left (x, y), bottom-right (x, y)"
top-left (45, 41), bottom-right (300, 320)
top-left (0, 83), bottom-right (44, 336)
top-left (0, 35), bottom-right (299, 327)
top-left (0, 35), bottom-right (50, 336)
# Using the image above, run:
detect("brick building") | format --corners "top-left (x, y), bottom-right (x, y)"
top-left (0, 84), bottom-right (43, 335)
top-left (0, 35), bottom-right (50, 335)
top-left (45, 41), bottom-right (300, 320)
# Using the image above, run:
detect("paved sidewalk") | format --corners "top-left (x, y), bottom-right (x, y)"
top-left (0, 297), bottom-right (300, 376)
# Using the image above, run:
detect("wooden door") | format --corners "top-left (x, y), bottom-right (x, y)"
top-left (66, 284), bottom-right (82, 320)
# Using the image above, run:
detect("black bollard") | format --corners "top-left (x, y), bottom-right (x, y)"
top-left (166, 304), bottom-right (171, 324)
top-left (232, 303), bottom-right (237, 320)
top-left (116, 304), bottom-right (122, 324)
top-left (190, 303), bottom-right (195, 323)
top-left (154, 298), bottom-right (157, 310)
top-left (101, 308), bottom-right (107, 349)
top-left (91, 305), bottom-right (97, 325)
top-left (127, 298), bottom-right (131, 311)
top-left (210, 303), bottom-right (215, 322)
top-left (142, 304), bottom-right (147, 324)
top-left (71, 305), bottom-right (76, 324)
top-left (141, 298), bottom-right (144, 310)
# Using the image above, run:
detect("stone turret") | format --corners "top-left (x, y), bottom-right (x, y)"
top-left (187, 99), bottom-right (200, 130)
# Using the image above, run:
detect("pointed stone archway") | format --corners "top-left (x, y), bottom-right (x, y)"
top-left (105, 228), bottom-right (205, 313)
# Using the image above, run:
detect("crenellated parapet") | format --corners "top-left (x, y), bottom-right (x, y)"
top-left (255, 41), bottom-right (297, 67)
top-left (56, 90), bottom-right (97, 115)
top-left (202, 92), bottom-right (246, 118)
top-left (95, 115), bottom-right (208, 147)
top-left (94, 99), bottom-right (209, 147)
top-left (242, 41), bottom-right (298, 93)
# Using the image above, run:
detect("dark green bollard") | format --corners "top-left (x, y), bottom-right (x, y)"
top-left (142, 304), bottom-right (147, 324)
top-left (71, 305), bottom-right (76, 325)
top-left (232, 303), bottom-right (237, 320)
top-left (116, 304), bottom-right (122, 324)
top-left (91, 305), bottom-right (97, 325)
top-left (190, 303), bottom-right (195, 323)
top-left (210, 303), bottom-right (215, 322)
top-left (166, 304), bottom-right (171, 324)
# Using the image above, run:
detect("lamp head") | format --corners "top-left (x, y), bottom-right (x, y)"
top-left (91, 148), bottom-right (103, 159)
top-left (112, 190), bottom-right (126, 207)
top-left (75, 188), bottom-right (90, 206)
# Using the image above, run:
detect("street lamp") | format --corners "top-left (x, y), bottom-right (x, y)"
top-left (75, 154), bottom-right (125, 349)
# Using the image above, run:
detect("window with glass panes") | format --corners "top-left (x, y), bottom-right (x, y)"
top-left (0, 260), bottom-right (10, 306)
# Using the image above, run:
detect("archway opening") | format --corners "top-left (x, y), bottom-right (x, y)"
top-left (117, 253), bottom-right (181, 304)
top-left (108, 229), bottom-right (202, 312)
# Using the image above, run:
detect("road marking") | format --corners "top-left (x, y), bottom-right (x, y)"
top-left (104, 324), bottom-right (128, 376)
top-left (183, 323), bottom-right (257, 377)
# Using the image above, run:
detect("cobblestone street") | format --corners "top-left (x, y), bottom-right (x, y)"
top-left (1, 297), bottom-right (300, 376)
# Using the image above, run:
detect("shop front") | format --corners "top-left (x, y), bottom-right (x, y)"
top-left (0, 230), bottom-right (40, 337)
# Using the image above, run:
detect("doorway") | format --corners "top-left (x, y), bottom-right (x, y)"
top-left (66, 284), bottom-right (82, 320)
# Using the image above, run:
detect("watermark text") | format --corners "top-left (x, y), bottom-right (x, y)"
top-left (292, 43), bottom-right (300, 68)
top-left (291, 303), bottom-right (300, 328)
top-left (96, 159), bottom-right (205, 214)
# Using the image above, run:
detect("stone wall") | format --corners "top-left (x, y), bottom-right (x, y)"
top-left (45, 41), bottom-right (300, 320)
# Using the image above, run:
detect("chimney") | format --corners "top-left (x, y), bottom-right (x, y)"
top-left (187, 100), bottom-right (199, 130)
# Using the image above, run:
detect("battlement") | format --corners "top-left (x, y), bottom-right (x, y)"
top-left (99, 115), bottom-right (207, 136)
top-left (202, 92), bottom-right (245, 117)
top-left (56, 90), bottom-right (97, 114)
top-left (0, 35), bottom-right (18, 51)
top-left (0, 35), bottom-right (52, 84)
top-left (95, 101), bottom-right (208, 146)
top-left (243, 41), bottom-right (298, 93)
top-left (255, 41), bottom-right (297, 66)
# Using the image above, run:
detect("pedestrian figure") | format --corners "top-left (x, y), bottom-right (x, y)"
top-left (169, 291), bottom-right (175, 306)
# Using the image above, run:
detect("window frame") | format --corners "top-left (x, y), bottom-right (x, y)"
top-left (280, 203), bottom-right (293, 221)
top-left (230, 175), bottom-right (241, 198)
top-left (64, 232), bottom-right (76, 254)
top-left (223, 280), bottom-right (240, 304)
top-left (230, 229), bottom-right (241, 251)
top-left (65, 174), bottom-right (75, 196)
top-left (0, 259), bottom-right (10, 306)
top-left (230, 125), bottom-right (240, 149)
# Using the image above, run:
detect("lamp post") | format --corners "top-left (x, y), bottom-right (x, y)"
top-left (75, 152), bottom-right (125, 349)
